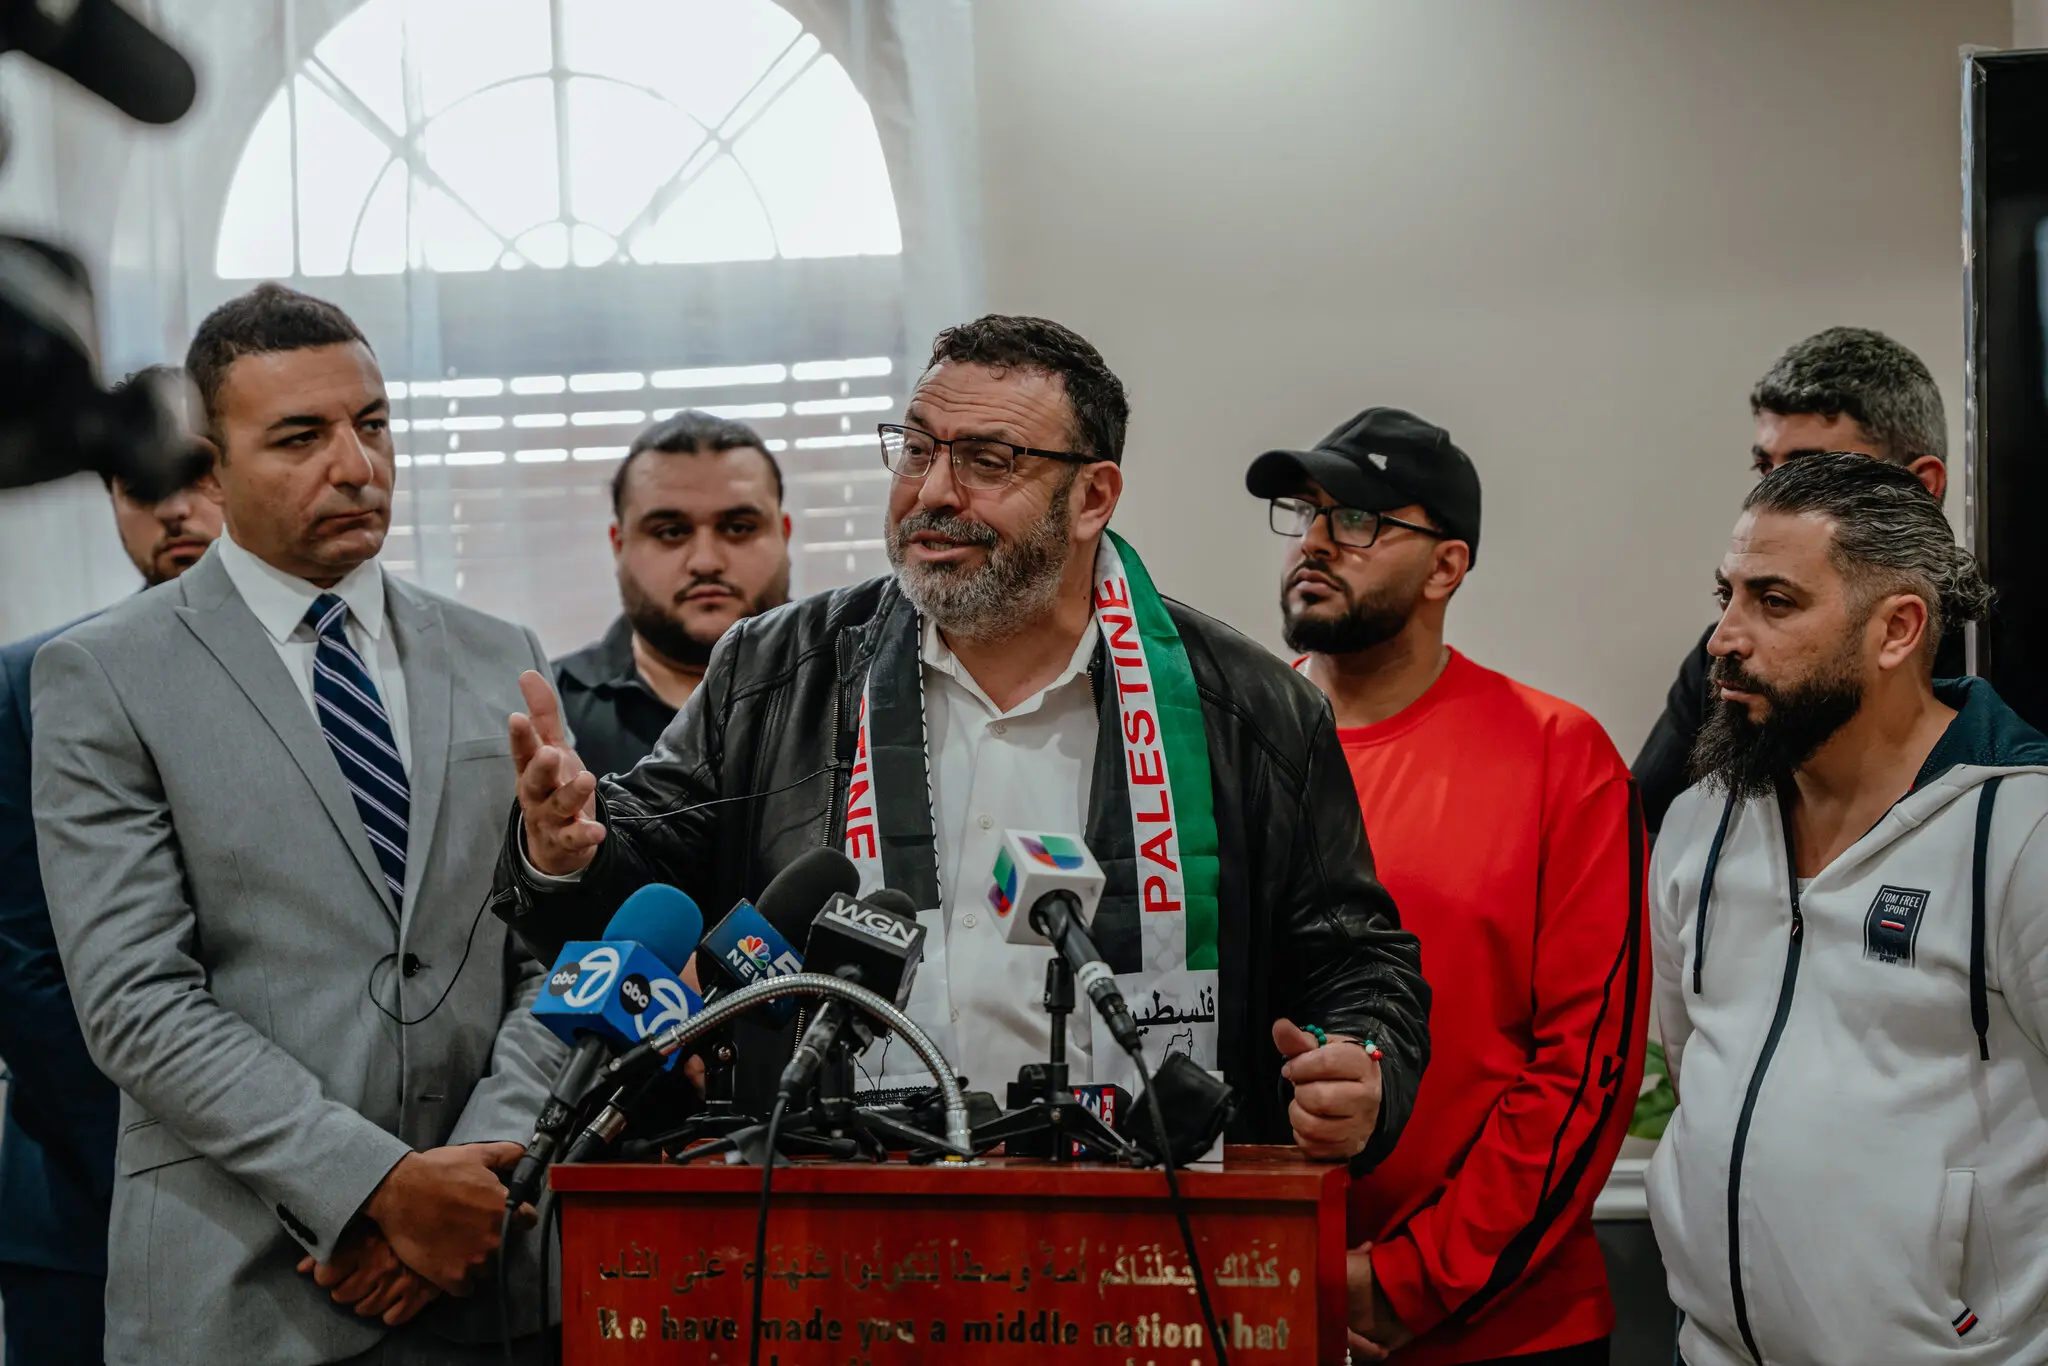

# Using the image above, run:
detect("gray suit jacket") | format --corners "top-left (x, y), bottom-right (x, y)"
top-left (30, 548), bottom-right (568, 1366)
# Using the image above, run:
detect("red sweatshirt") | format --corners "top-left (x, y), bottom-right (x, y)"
top-left (1332, 650), bottom-right (1648, 1364)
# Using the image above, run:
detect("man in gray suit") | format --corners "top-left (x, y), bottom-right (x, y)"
top-left (30, 283), bottom-right (566, 1366)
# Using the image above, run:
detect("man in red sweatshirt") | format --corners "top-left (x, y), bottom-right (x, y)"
top-left (1248, 409), bottom-right (1649, 1365)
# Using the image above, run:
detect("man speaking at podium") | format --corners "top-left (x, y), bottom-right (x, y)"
top-left (495, 314), bottom-right (1430, 1162)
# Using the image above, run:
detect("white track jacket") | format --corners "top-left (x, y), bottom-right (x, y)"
top-left (1648, 678), bottom-right (2048, 1365)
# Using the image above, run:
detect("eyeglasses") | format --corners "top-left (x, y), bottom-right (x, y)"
top-left (1268, 496), bottom-right (1446, 549)
top-left (878, 423), bottom-right (1104, 492)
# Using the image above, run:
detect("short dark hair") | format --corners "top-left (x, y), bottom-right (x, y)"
top-left (1744, 451), bottom-right (1988, 658)
top-left (925, 314), bottom-right (1130, 464)
top-left (102, 364), bottom-right (187, 489)
top-left (185, 283), bottom-right (370, 440)
top-left (611, 409), bottom-right (783, 519)
top-left (1749, 327), bottom-right (1946, 466)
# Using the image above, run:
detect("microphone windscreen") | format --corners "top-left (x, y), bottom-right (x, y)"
top-left (863, 888), bottom-right (919, 919)
top-left (755, 847), bottom-right (861, 948)
top-left (602, 883), bottom-right (704, 973)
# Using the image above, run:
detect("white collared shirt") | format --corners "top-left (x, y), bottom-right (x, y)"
top-left (214, 533), bottom-right (411, 776)
top-left (865, 618), bottom-right (1100, 1095)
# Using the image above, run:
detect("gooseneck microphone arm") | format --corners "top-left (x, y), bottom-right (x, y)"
top-left (603, 973), bottom-right (972, 1157)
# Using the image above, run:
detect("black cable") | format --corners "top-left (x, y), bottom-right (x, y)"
top-left (498, 1204), bottom-right (518, 1366)
top-left (366, 883), bottom-right (497, 1027)
top-left (746, 1094), bottom-right (791, 1366)
top-left (545, 1190), bottom-right (564, 1366)
top-left (606, 762), bottom-right (842, 825)
top-left (1137, 1053), bottom-right (1229, 1366)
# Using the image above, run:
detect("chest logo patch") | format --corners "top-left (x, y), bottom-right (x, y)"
top-left (1863, 884), bottom-right (1932, 966)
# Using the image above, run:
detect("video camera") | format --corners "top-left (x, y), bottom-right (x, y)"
top-left (0, 0), bottom-right (205, 499)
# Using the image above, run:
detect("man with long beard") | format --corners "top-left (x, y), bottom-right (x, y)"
top-left (494, 315), bottom-right (1431, 1162)
top-left (1650, 453), bottom-right (2048, 1365)
top-left (553, 411), bottom-right (792, 778)
top-left (1249, 408), bottom-right (1646, 1365)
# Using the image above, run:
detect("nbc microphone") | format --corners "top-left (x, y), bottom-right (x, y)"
top-left (694, 847), bottom-right (860, 1017)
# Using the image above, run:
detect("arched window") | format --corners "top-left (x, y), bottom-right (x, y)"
top-left (215, 0), bottom-right (902, 277)
top-left (202, 0), bottom-right (911, 653)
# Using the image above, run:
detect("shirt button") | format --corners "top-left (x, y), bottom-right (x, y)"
top-left (978, 814), bottom-right (993, 830)
top-left (992, 722), bottom-right (1007, 736)
top-left (950, 1007), bottom-right (961, 1023)
top-left (963, 913), bottom-right (978, 929)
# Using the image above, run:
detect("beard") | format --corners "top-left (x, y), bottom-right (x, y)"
top-left (1279, 560), bottom-right (1428, 656)
top-left (1687, 645), bottom-right (1865, 801)
top-left (621, 566), bottom-right (789, 669)
top-left (885, 474), bottom-right (1073, 641)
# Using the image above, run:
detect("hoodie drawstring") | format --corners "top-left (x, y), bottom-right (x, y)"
top-left (1970, 776), bottom-right (2004, 1063)
top-left (1693, 790), bottom-right (1739, 994)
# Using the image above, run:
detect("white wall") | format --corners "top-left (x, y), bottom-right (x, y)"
top-left (973, 0), bottom-right (2007, 754)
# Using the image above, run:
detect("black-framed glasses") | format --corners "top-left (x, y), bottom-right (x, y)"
top-left (878, 423), bottom-right (1103, 492)
top-left (1268, 496), bottom-right (1446, 549)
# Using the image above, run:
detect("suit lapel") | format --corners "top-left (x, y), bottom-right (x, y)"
top-left (173, 553), bottom-right (396, 920)
top-left (388, 580), bottom-right (450, 934)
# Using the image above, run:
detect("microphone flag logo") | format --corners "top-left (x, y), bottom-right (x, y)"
top-left (737, 934), bottom-right (771, 968)
top-left (1024, 835), bottom-right (1086, 870)
top-left (990, 847), bottom-right (1020, 916)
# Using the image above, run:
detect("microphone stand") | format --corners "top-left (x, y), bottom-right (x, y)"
top-left (618, 1023), bottom-right (761, 1158)
top-left (969, 956), bottom-right (1143, 1164)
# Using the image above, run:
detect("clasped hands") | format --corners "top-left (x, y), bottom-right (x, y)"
top-left (296, 1141), bottom-right (532, 1326)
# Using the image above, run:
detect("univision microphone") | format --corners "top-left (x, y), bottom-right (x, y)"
top-left (695, 847), bottom-right (860, 1022)
top-left (775, 889), bottom-right (925, 1102)
top-left (987, 831), bottom-right (1141, 1058)
top-left (507, 884), bottom-right (704, 1208)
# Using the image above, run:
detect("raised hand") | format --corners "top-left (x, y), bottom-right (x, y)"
top-left (509, 669), bottom-right (605, 876)
top-left (1272, 1018), bottom-right (1382, 1161)
top-left (362, 1142), bottom-right (528, 1297)
top-left (297, 1226), bottom-right (443, 1326)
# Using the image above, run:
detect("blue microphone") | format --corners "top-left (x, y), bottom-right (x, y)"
top-left (531, 884), bottom-right (706, 1061)
top-left (509, 885), bottom-right (706, 1208)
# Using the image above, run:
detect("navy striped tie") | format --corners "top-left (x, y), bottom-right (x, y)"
top-left (304, 593), bottom-right (409, 909)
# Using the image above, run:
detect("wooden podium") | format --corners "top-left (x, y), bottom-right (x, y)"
top-left (553, 1145), bottom-right (1348, 1364)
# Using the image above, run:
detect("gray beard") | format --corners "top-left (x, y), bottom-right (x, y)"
top-left (886, 479), bottom-right (1073, 642)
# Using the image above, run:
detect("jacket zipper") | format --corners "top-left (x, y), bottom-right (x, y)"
top-left (1725, 802), bottom-right (1805, 1365)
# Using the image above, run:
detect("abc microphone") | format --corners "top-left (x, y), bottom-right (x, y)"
top-left (776, 890), bottom-right (924, 1102)
top-left (508, 884), bottom-right (704, 1208)
top-left (988, 832), bottom-right (1141, 1057)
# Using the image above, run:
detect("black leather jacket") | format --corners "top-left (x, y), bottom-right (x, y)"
top-left (493, 576), bottom-right (1430, 1164)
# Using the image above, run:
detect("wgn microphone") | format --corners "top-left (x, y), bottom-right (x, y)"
top-left (508, 885), bottom-right (705, 1207)
top-left (987, 832), bottom-right (1141, 1057)
top-left (775, 889), bottom-right (924, 1102)
top-left (695, 847), bottom-right (860, 1022)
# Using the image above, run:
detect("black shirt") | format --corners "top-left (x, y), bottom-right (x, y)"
top-left (1631, 621), bottom-right (1970, 839)
top-left (552, 616), bottom-right (681, 779)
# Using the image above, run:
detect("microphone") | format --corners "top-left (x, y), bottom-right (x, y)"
top-left (776, 890), bottom-right (924, 1102)
top-left (509, 885), bottom-right (706, 1207)
top-left (695, 848), bottom-right (859, 1021)
top-left (987, 831), bottom-right (1141, 1057)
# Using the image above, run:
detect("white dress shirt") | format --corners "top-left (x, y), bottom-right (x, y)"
top-left (863, 618), bottom-right (1099, 1095)
top-left (214, 534), bottom-right (411, 776)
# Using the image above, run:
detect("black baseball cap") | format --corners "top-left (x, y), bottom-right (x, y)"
top-left (1245, 407), bottom-right (1482, 564)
